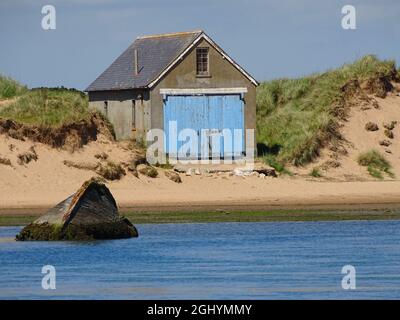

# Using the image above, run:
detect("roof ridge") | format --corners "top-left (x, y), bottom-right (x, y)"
top-left (137, 30), bottom-right (203, 40)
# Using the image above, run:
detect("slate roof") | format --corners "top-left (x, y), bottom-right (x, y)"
top-left (86, 30), bottom-right (203, 91)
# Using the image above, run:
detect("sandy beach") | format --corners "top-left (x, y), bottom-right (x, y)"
top-left (2, 94), bottom-right (400, 216)
top-left (2, 171), bottom-right (400, 215)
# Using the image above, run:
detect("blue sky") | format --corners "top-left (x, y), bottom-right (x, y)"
top-left (0, 0), bottom-right (399, 90)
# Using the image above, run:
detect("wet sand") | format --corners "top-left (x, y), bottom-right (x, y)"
top-left (2, 179), bottom-right (400, 217)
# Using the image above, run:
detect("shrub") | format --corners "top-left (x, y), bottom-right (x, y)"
top-left (137, 165), bottom-right (158, 178)
top-left (357, 150), bottom-right (394, 179)
top-left (155, 160), bottom-right (174, 169)
top-left (310, 167), bottom-right (322, 178)
top-left (262, 154), bottom-right (293, 175)
top-left (96, 161), bottom-right (126, 180)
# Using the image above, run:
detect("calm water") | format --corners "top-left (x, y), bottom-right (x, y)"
top-left (0, 220), bottom-right (400, 299)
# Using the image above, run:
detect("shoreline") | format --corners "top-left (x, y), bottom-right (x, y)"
top-left (3, 176), bottom-right (400, 226)
top-left (2, 197), bottom-right (400, 215)
top-left (1, 201), bottom-right (400, 226)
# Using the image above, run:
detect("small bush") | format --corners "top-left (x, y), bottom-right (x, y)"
top-left (96, 161), bottom-right (126, 180)
top-left (262, 155), bottom-right (292, 175)
top-left (310, 167), bottom-right (322, 177)
top-left (357, 150), bottom-right (394, 179)
top-left (138, 165), bottom-right (158, 178)
top-left (155, 160), bottom-right (174, 169)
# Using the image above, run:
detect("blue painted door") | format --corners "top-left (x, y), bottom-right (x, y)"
top-left (222, 95), bottom-right (245, 158)
top-left (163, 94), bottom-right (244, 158)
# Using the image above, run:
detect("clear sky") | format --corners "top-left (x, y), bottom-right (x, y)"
top-left (0, 0), bottom-right (399, 90)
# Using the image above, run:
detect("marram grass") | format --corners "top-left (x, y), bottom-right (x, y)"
top-left (0, 75), bottom-right (27, 99)
top-left (257, 55), bottom-right (398, 167)
top-left (0, 87), bottom-right (90, 128)
top-left (357, 150), bottom-right (394, 179)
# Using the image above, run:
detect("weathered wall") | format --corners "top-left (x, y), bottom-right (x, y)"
top-left (150, 38), bottom-right (257, 148)
top-left (88, 90), bottom-right (150, 141)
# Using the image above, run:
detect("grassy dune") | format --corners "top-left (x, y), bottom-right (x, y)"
top-left (256, 55), bottom-right (398, 167)
top-left (0, 86), bottom-right (90, 127)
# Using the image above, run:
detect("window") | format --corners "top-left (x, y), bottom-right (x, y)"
top-left (196, 47), bottom-right (209, 76)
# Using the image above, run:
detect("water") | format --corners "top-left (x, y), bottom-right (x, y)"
top-left (0, 220), bottom-right (399, 299)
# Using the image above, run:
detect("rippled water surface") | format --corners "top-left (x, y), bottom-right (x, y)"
top-left (1, 220), bottom-right (400, 299)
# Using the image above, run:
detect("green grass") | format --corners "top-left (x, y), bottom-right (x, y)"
top-left (138, 165), bottom-right (159, 178)
top-left (0, 75), bottom-right (27, 99)
top-left (155, 161), bottom-right (174, 169)
top-left (357, 150), bottom-right (394, 179)
top-left (0, 87), bottom-right (90, 127)
top-left (0, 214), bottom-right (38, 226)
top-left (124, 209), bottom-right (400, 224)
top-left (262, 154), bottom-right (293, 175)
top-left (2, 209), bottom-right (400, 226)
top-left (256, 55), bottom-right (398, 166)
top-left (96, 161), bottom-right (126, 180)
top-left (310, 167), bottom-right (322, 178)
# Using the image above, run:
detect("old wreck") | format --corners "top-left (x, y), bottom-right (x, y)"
top-left (16, 179), bottom-right (138, 241)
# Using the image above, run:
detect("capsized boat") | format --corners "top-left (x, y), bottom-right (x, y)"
top-left (16, 178), bottom-right (138, 240)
